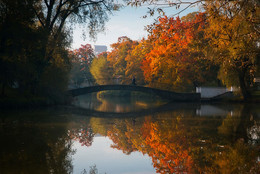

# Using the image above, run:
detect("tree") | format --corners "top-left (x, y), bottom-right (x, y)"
top-left (69, 44), bottom-right (95, 87)
top-left (90, 52), bottom-right (113, 85)
top-left (127, 0), bottom-right (260, 99)
top-left (69, 53), bottom-right (85, 88)
top-left (142, 13), bottom-right (218, 91)
top-left (0, 0), bottom-right (42, 95)
top-left (107, 36), bottom-right (139, 81)
top-left (30, 0), bottom-right (119, 95)
top-left (0, 0), bottom-right (119, 100)
top-left (125, 39), bottom-right (152, 85)
top-left (204, 0), bottom-right (260, 99)
top-left (32, 0), bottom-right (118, 62)
top-left (127, 0), bottom-right (203, 17)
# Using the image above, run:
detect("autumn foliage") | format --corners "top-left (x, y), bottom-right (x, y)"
top-left (94, 13), bottom-right (218, 91)
top-left (89, 6), bottom-right (258, 98)
top-left (107, 36), bottom-right (139, 80)
top-left (104, 113), bottom-right (260, 174)
top-left (142, 13), bottom-right (217, 90)
top-left (69, 44), bottom-right (95, 87)
top-left (141, 119), bottom-right (193, 173)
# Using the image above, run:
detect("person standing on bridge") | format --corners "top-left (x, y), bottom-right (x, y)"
top-left (132, 76), bottom-right (136, 85)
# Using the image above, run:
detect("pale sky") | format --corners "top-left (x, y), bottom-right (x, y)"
top-left (71, 3), bottom-right (199, 51)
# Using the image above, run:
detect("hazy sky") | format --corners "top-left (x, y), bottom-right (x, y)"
top-left (71, 4), bottom-right (199, 51)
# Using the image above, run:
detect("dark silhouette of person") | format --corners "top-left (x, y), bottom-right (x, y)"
top-left (132, 76), bottom-right (136, 85)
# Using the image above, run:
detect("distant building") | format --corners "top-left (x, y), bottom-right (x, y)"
top-left (94, 45), bottom-right (107, 55)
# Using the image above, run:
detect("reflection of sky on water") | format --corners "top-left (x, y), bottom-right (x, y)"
top-left (72, 137), bottom-right (155, 174)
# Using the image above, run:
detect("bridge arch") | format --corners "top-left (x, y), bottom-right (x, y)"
top-left (68, 85), bottom-right (200, 102)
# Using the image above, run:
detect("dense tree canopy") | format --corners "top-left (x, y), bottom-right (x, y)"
top-left (204, 0), bottom-right (260, 99)
top-left (142, 13), bottom-right (218, 91)
top-left (69, 44), bottom-right (95, 87)
top-left (1, 0), bottom-right (259, 101)
top-left (0, 0), bottom-right (118, 103)
top-left (90, 52), bottom-right (113, 85)
top-left (125, 39), bottom-right (152, 85)
top-left (107, 36), bottom-right (139, 80)
top-left (33, 0), bottom-right (118, 62)
top-left (125, 0), bottom-right (260, 98)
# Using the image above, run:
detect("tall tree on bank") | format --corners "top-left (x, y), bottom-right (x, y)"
top-left (0, 0), bottom-right (40, 95)
top-left (33, 0), bottom-right (118, 61)
top-left (204, 0), bottom-right (260, 100)
top-left (31, 0), bottom-right (119, 93)
top-left (128, 0), bottom-right (260, 99)
top-left (0, 0), bottom-right (118, 100)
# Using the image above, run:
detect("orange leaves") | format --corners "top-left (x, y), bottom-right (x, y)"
top-left (140, 119), bottom-right (194, 174)
top-left (140, 13), bottom-right (212, 90)
top-left (107, 37), bottom-right (139, 78)
top-left (72, 44), bottom-right (95, 65)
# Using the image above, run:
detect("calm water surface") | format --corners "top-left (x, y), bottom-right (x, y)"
top-left (1, 92), bottom-right (260, 174)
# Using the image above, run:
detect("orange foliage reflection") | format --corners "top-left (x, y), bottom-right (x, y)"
top-left (106, 115), bottom-right (260, 174)
top-left (107, 116), bottom-right (195, 173)
top-left (142, 120), bottom-right (193, 173)
top-left (68, 123), bottom-right (95, 147)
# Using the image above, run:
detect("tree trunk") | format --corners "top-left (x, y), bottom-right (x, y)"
top-left (238, 71), bottom-right (251, 101)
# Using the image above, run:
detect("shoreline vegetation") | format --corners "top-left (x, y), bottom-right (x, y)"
top-left (1, 1), bottom-right (259, 108)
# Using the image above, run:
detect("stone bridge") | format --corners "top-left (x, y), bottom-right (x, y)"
top-left (68, 85), bottom-right (201, 102)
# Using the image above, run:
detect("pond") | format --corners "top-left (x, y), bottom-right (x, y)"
top-left (0, 92), bottom-right (260, 173)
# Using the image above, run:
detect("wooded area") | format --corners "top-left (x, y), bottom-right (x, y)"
top-left (0, 0), bottom-right (117, 104)
top-left (74, 0), bottom-right (259, 100)
top-left (1, 0), bottom-right (259, 103)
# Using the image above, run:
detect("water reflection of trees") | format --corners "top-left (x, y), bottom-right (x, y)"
top-left (97, 107), bottom-right (260, 173)
top-left (74, 91), bottom-right (168, 113)
top-left (5, 105), bottom-right (258, 173)
top-left (68, 120), bottom-right (95, 147)
top-left (0, 116), bottom-right (74, 174)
